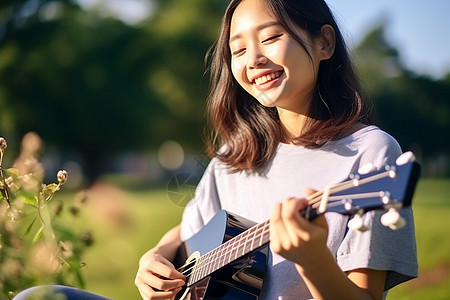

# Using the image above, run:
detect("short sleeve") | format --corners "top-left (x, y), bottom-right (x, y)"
top-left (337, 207), bottom-right (418, 290)
top-left (336, 128), bottom-right (418, 290)
top-left (179, 159), bottom-right (222, 241)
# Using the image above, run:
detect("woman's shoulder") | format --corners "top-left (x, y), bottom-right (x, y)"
top-left (349, 124), bottom-right (403, 165)
top-left (351, 125), bottom-right (399, 146)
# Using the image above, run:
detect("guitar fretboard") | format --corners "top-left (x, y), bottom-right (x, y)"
top-left (187, 219), bottom-right (270, 285)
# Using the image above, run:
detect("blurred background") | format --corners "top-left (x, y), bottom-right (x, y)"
top-left (0, 0), bottom-right (449, 299)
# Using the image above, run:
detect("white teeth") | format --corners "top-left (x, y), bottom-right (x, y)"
top-left (254, 71), bottom-right (281, 85)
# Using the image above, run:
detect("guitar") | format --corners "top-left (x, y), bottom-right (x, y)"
top-left (173, 152), bottom-right (421, 300)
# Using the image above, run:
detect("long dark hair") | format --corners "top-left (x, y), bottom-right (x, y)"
top-left (205, 0), bottom-right (372, 172)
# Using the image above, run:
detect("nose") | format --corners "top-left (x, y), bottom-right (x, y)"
top-left (248, 45), bottom-right (268, 69)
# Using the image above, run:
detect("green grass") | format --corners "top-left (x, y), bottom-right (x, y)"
top-left (388, 178), bottom-right (450, 299)
top-left (78, 187), bottom-right (184, 299)
top-left (75, 179), bottom-right (450, 299)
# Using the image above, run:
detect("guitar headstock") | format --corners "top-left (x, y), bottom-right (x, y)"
top-left (303, 151), bottom-right (421, 231)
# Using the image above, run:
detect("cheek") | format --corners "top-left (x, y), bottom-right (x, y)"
top-left (264, 44), bottom-right (280, 59)
top-left (286, 45), bottom-right (316, 81)
top-left (231, 58), bottom-right (247, 86)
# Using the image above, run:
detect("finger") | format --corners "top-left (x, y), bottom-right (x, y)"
top-left (270, 202), bottom-right (289, 252)
top-left (311, 214), bottom-right (329, 234)
top-left (305, 188), bottom-right (317, 197)
top-left (279, 198), bottom-right (314, 243)
top-left (136, 272), bottom-right (183, 299)
top-left (270, 198), bottom-right (306, 250)
top-left (146, 256), bottom-right (186, 281)
top-left (144, 270), bottom-right (185, 291)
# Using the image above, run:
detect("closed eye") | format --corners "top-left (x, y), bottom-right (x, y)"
top-left (232, 48), bottom-right (246, 56)
top-left (262, 34), bottom-right (283, 44)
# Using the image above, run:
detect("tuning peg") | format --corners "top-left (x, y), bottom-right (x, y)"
top-left (381, 207), bottom-right (406, 230)
top-left (396, 151), bottom-right (416, 166)
top-left (347, 212), bottom-right (369, 232)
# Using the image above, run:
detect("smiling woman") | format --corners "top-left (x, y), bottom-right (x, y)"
top-left (14, 1), bottom-right (419, 299)
top-left (133, 0), bottom-right (417, 300)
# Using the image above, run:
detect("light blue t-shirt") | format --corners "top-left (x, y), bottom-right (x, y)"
top-left (180, 126), bottom-right (418, 299)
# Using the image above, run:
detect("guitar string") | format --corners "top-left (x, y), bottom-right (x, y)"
top-left (178, 169), bottom-right (394, 280)
top-left (307, 170), bottom-right (393, 207)
top-left (179, 221), bottom-right (270, 279)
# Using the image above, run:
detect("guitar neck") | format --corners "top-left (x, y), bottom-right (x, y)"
top-left (187, 219), bottom-right (270, 285)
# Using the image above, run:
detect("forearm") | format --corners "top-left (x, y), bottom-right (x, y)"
top-left (295, 246), bottom-right (376, 300)
top-left (150, 225), bottom-right (182, 262)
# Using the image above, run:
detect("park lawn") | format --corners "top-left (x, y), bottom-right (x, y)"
top-left (77, 179), bottom-right (450, 300)
top-left (78, 186), bottom-right (185, 299)
top-left (388, 178), bottom-right (450, 299)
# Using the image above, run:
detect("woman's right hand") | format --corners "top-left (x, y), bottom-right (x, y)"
top-left (135, 248), bottom-right (186, 300)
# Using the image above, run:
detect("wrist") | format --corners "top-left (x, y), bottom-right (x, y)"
top-left (295, 244), bottom-right (334, 274)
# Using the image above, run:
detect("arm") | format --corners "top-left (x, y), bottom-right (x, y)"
top-left (135, 225), bottom-right (186, 300)
top-left (295, 246), bottom-right (386, 300)
top-left (270, 197), bottom-right (386, 300)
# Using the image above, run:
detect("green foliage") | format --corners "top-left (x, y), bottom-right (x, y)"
top-left (0, 0), bottom-right (227, 180)
top-left (0, 1), bottom-right (449, 179)
top-left (353, 24), bottom-right (450, 175)
top-left (388, 179), bottom-right (450, 299)
top-left (0, 134), bottom-right (91, 299)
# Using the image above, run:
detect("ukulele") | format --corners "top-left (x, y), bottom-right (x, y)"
top-left (174, 151), bottom-right (421, 300)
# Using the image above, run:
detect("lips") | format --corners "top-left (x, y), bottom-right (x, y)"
top-left (253, 70), bottom-right (283, 86)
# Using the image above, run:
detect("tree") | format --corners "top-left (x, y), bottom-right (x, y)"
top-left (0, 0), bottom-right (227, 181)
top-left (353, 24), bottom-right (450, 175)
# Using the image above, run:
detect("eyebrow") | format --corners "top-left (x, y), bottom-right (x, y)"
top-left (229, 21), bottom-right (281, 44)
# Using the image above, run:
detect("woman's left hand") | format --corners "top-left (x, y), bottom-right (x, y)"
top-left (269, 192), bottom-right (329, 267)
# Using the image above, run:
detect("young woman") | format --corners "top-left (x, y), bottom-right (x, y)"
top-left (15, 0), bottom-right (417, 299)
top-left (134, 0), bottom-right (417, 299)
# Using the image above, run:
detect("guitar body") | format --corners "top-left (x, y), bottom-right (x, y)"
top-left (174, 210), bottom-right (269, 300)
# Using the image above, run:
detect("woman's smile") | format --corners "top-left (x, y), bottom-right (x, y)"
top-left (253, 70), bottom-right (283, 85)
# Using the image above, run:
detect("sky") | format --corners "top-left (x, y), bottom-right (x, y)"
top-left (77, 0), bottom-right (450, 79)
top-left (325, 0), bottom-right (450, 79)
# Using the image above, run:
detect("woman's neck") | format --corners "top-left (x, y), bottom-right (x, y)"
top-left (277, 107), bottom-right (313, 142)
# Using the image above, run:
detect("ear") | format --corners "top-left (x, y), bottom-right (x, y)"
top-left (317, 24), bottom-right (336, 61)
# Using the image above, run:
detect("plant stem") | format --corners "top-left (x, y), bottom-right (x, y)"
top-left (0, 150), bottom-right (11, 206)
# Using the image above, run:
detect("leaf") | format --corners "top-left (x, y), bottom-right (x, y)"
top-left (64, 258), bottom-right (87, 289)
top-left (16, 190), bottom-right (38, 207)
top-left (5, 168), bottom-right (19, 177)
top-left (33, 224), bottom-right (44, 243)
top-left (39, 183), bottom-right (60, 203)
top-left (23, 217), bottom-right (37, 237)
top-left (40, 206), bottom-right (56, 240)
top-left (43, 183), bottom-right (60, 194)
top-left (74, 266), bottom-right (86, 289)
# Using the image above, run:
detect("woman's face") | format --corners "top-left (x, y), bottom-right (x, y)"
top-left (229, 0), bottom-right (323, 115)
